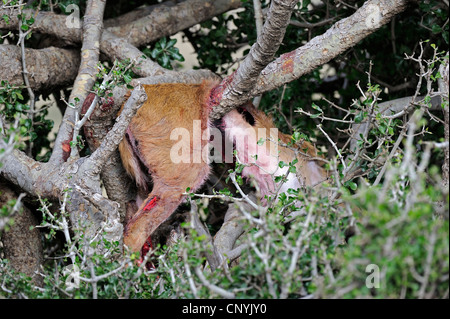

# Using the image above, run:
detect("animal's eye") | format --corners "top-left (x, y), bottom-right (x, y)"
top-left (237, 107), bottom-right (255, 126)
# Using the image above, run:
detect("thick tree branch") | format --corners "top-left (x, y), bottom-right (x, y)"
top-left (210, 0), bottom-right (298, 119)
top-left (0, 8), bottom-right (81, 45)
top-left (249, 0), bottom-right (410, 98)
top-left (106, 0), bottom-right (241, 48)
top-left (103, 2), bottom-right (176, 29)
top-left (439, 55), bottom-right (449, 189)
top-left (0, 0), bottom-right (240, 83)
top-left (100, 30), bottom-right (168, 77)
top-left (0, 149), bottom-right (43, 196)
top-left (0, 45), bottom-right (80, 90)
top-left (50, 0), bottom-right (106, 164)
top-left (83, 84), bottom-right (147, 176)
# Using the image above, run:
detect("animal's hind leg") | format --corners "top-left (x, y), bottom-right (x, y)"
top-left (123, 184), bottom-right (184, 254)
top-left (123, 125), bottom-right (211, 254)
top-left (123, 158), bottom-right (210, 254)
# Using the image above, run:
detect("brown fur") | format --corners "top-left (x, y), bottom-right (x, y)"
top-left (119, 81), bottom-right (217, 252)
top-left (119, 82), bottom-right (327, 253)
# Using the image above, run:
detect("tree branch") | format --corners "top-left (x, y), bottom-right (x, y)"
top-left (50, 0), bottom-right (106, 164)
top-left (438, 54), bottom-right (449, 189)
top-left (106, 0), bottom-right (241, 48)
top-left (84, 84), bottom-right (147, 176)
top-left (0, 0), bottom-right (241, 82)
top-left (250, 0), bottom-right (410, 97)
top-left (210, 0), bottom-right (298, 119)
top-left (0, 45), bottom-right (80, 90)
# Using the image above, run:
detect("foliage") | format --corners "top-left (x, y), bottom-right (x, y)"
top-left (1, 149), bottom-right (447, 299)
top-left (0, 80), bottom-right (54, 162)
top-left (143, 37), bottom-right (185, 70)
top-left (0, 197), bottom-right (17, 234)
top-left (323, 183), bottom-right (449, 299)
top-left (0, 0), bottom-right (449, 300)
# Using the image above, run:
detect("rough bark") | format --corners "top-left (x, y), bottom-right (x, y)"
top-left (0, 181), bottom-right (43, 287)
top-left (0, 0), bottom-right (240, 85)
top-left (102, 1), bottom-right (177, 29)
top-left (50, 0), bottom-right (106, 164)
top-left (0, 9), bottom-right (82, 45)
top-left (209, 0), bottom-right (410, 119)
top-left (439, 56), bottom-right (449, 189)
top-left (0, 45), bottom-right (80, 91)
top-left (210, 0), bottom-right (298, 119)
top-left (105, 0), bottom-right (241, 48)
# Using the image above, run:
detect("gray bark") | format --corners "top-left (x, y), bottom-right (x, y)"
top-left (0, 45), bottom-right (80, 91)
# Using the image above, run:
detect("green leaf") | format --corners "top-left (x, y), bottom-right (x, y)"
top-left (345, 181), bottom-right (357, 191)
top-left (279, 161), bottom-right (287, 168)
top-left (169, 50), bottom-right (185, 62)
top-left (151, 48), bottom-right (161, 59)
top-left (161, 54), bottom-right (171, 68)
top-left (354, 111), bottom-right (365, 123)
top-left (292, 131), bottom-right (300, 141)
top-left (123, 74), bottom-right (132, 84)
top-left (431, 25), bottom-right (442, 34)
top-left (167, 38), bottom-right (177, 48)
top-left (15, 91), bottom-right (24, 100)
top-left (30, 131), bottom-right (38, 142)
top-left (257, 138), bottom-right (265, 146)
top-left (218, 188), bottom-right (232, 196)
top-left (274, 175), bottom-right (284, 183)
top-left (311, 103), bottom-right (323, 113)
top-left (159, 37), bottom-right (167, 49)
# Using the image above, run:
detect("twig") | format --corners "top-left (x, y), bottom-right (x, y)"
top-left (195, 267), bottom-right (235, 299)
top-left (317, 124), bottom-right (346, 170)
top-left (297, 108), bottom-right (356, 124)
top-left (182, 248), bottom-right (198, 298)
top-left (229, 172), bottom-right (260, 210)
top-left (17, 0), bottom-right (36, 156)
